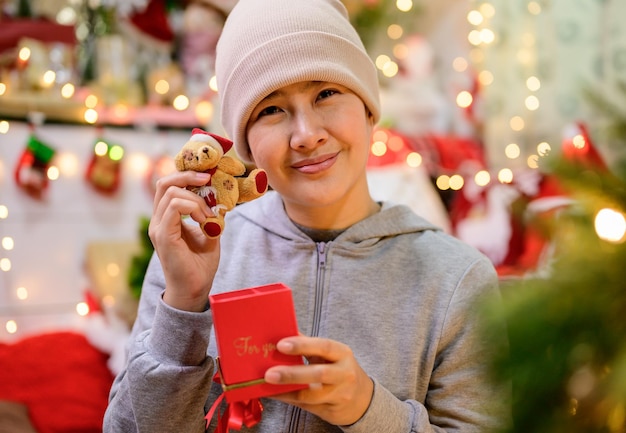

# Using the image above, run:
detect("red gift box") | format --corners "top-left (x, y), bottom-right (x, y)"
top-left (209, 283), bottom-right (307, 403)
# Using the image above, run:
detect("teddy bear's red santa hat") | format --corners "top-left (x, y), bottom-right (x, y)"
top-left (190, 128), bottom-right (234, 154)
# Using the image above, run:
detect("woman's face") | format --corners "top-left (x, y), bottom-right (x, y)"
top-left (246, 81), bottom-right (374, 216)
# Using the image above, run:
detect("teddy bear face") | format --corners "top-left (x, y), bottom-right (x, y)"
top-left (175, 138), bottom-right (223, 172)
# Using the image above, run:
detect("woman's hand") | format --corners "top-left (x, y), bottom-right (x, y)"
top-left (264, 335), bottom-right (374, 426)
top-left (149, 171), bottom-right (220, 312)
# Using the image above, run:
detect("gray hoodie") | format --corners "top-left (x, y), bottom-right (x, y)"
top-left (104, 191), bottom-right (510, 432)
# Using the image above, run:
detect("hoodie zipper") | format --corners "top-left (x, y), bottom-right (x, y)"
top-left (311, 242), bottom-right (327, 338)
top-left (287, 242), bottom-right (328, 433)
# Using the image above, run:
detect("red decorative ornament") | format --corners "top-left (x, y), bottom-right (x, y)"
top-left (85, 138), bottom-right (124, 194)
top-left (561, 121), bottom-right (607, 171)
top-left (14, 134), bottom-right (56, 199)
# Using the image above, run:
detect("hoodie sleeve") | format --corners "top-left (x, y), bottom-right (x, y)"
top-left (103, 253), bottom-right (215, 433)
top-left (341, 256), bottom-right (511, 433)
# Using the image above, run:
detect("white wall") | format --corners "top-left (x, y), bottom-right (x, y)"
top-left (0, 121), bottom-right (189, 340)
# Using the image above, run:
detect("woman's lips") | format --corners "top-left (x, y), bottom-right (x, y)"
top-left (291, 152), bottom-right (339, 174)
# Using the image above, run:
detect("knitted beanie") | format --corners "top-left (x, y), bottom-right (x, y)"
top-left (215, 0), bottom-right (381, 163)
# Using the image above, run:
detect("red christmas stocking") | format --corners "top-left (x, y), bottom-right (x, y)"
top-left (14, 134), bottom-right (56, 199)
top-left (85, 138), bottom-right (124, 194)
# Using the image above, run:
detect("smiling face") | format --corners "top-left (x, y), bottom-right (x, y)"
top-left (246, 81), bottom-right (376, 229)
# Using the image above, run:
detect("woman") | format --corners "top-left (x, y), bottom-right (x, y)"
top-left (104, 0), bottom-right (510, 431)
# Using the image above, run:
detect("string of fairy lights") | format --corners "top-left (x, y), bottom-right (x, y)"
top-left (1, 0), bottom-right (625, 337)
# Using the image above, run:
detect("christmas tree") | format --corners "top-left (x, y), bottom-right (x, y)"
top-left (484, 148), bottom-right (626, 432)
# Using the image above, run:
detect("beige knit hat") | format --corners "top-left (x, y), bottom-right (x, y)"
top-left (215, 0), bottom-right (381, 164)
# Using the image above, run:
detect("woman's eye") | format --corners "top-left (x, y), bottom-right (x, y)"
top-left (318, 89), bottom-right (338, 100)
top-left (257, 105), bottom-right (281, 117)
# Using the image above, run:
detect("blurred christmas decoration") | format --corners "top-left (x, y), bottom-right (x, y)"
top-left (13, 132), bottom-right (56, 198)
top-left (146, 151), bottom-right (175, 195)
top-left (482, 131), bottom-right (626, 432)
top-left (85, 137), bottom-right (124, 194)
top-left (127, 215), bottom-right (153, 300)
top-left (0, 0), bottom-right (430, 127)
top-left (343, 0), bottom-right (422, 53)
top-left (0, 0), bottom-right (226, 127)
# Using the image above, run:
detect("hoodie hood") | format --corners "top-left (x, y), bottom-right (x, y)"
top-left (230, 191), bottom-right (442, 244)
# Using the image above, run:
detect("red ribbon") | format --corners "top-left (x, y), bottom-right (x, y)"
top-left (205, 375), bottom-right (264, 432)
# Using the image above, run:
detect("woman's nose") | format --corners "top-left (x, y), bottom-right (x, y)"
top-left (289, 107), bottom-right (328, 151)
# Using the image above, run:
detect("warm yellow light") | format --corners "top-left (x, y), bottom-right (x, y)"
top-left (406, 152), bottom-right (422, 168)
top-left (498, 168), bottom-right (514, 184)
top-left (527, 155), bottom-right (539, 169)
top-left (572, 134), bottom-right (586, 149)
top-left (173, 94), bottom-right (190, 111)
top-left (0, 205), bottom-right (8, 219)
top-left (371, 141), bottom-right (387, 157)
top-left (436, 175), bottom-right (450, 190)
top-left (467, 10), bottom-right (483, 26)
top-left (18, 47), bottom-right (31, 62)
top-left (47, 165), bottom-right (60, 180)
top-left (5, 320), bottom-right (17, 334)
top-left (0, 120), bottom-right (9, 134)
top-left (527, 76), bottom-right (541, 91)
top-left (195, 100), bottom-right (214, 124)
top-left (102, 295), bottom-right (115, 307)
top-left (480, 28), bottom-right (495, 44)
top-left (478, 70), bottom-right (494, 86)
top-left (510, 116), bottom-right (525, 131)
top-left (525, 95), bottom-right (540, 111)
top-left (107, 262), bottom-right (120, 277)
top-left (2, 237), bottom-right (13, 250)
top-left (155, 79), bottom-right (170, 95)
top-left (537, 142), bottom-right (551, 157)
top-left (84, 108), bottom-right (98, 124)
top-left (387, 24), bottom-right (403, 40)
top-left (479, 3), bottom-right (495, 18)
top-left (0, 83), bottom-right (6, 96)
top-left (0, 258), bottom-right (11, 272)
top-left (56, 6), bottom-right (77, 25)
top-left (55, 152), bottom-right (79, 177)
top-left (449, 174), bottom-right (465, 191)
top-left (468, 30), bottom-right (482, 46)
top-left (393, 43), bottom-right (409, 60)
top-left (127, 153), bottom-right (151, 178)
top-left (209, 75), bottom-right (218, 92)
top-left (595, 208), bottom-right (626, 243)
top-left (375, 55), bottom-right (391, 70)
top-left (452, 57), bottom-right (468, 72)
top-left (94, 140), bottom-right (109, 156)
top-left (396, 0), bottom-right (413, 12)
top-left (42, 70), bottom-right (56, 87)
top-left (16, 287), bottom-right (28, 300)
top-left (505, 143), bottom-right (520, 159)
top-left (373, 130), bottom-right (388, 143)
top-left (76, 302), bottom-right (90, 316)
top-left (474, 170), bottom-right (491, 186)
top-left (456, 91), bottom-right (473, 108)
top-left (112, 104), bottom-right (129, 120)
top-left (61, 83), bottom-right (75, 98)
top-left (85, 94), bottom-right (98, 108)
top-left (382, 61), bottom-right (399, 78)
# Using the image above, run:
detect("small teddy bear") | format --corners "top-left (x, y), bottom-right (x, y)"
top-left (175, 128), bottom-right (268, 238)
